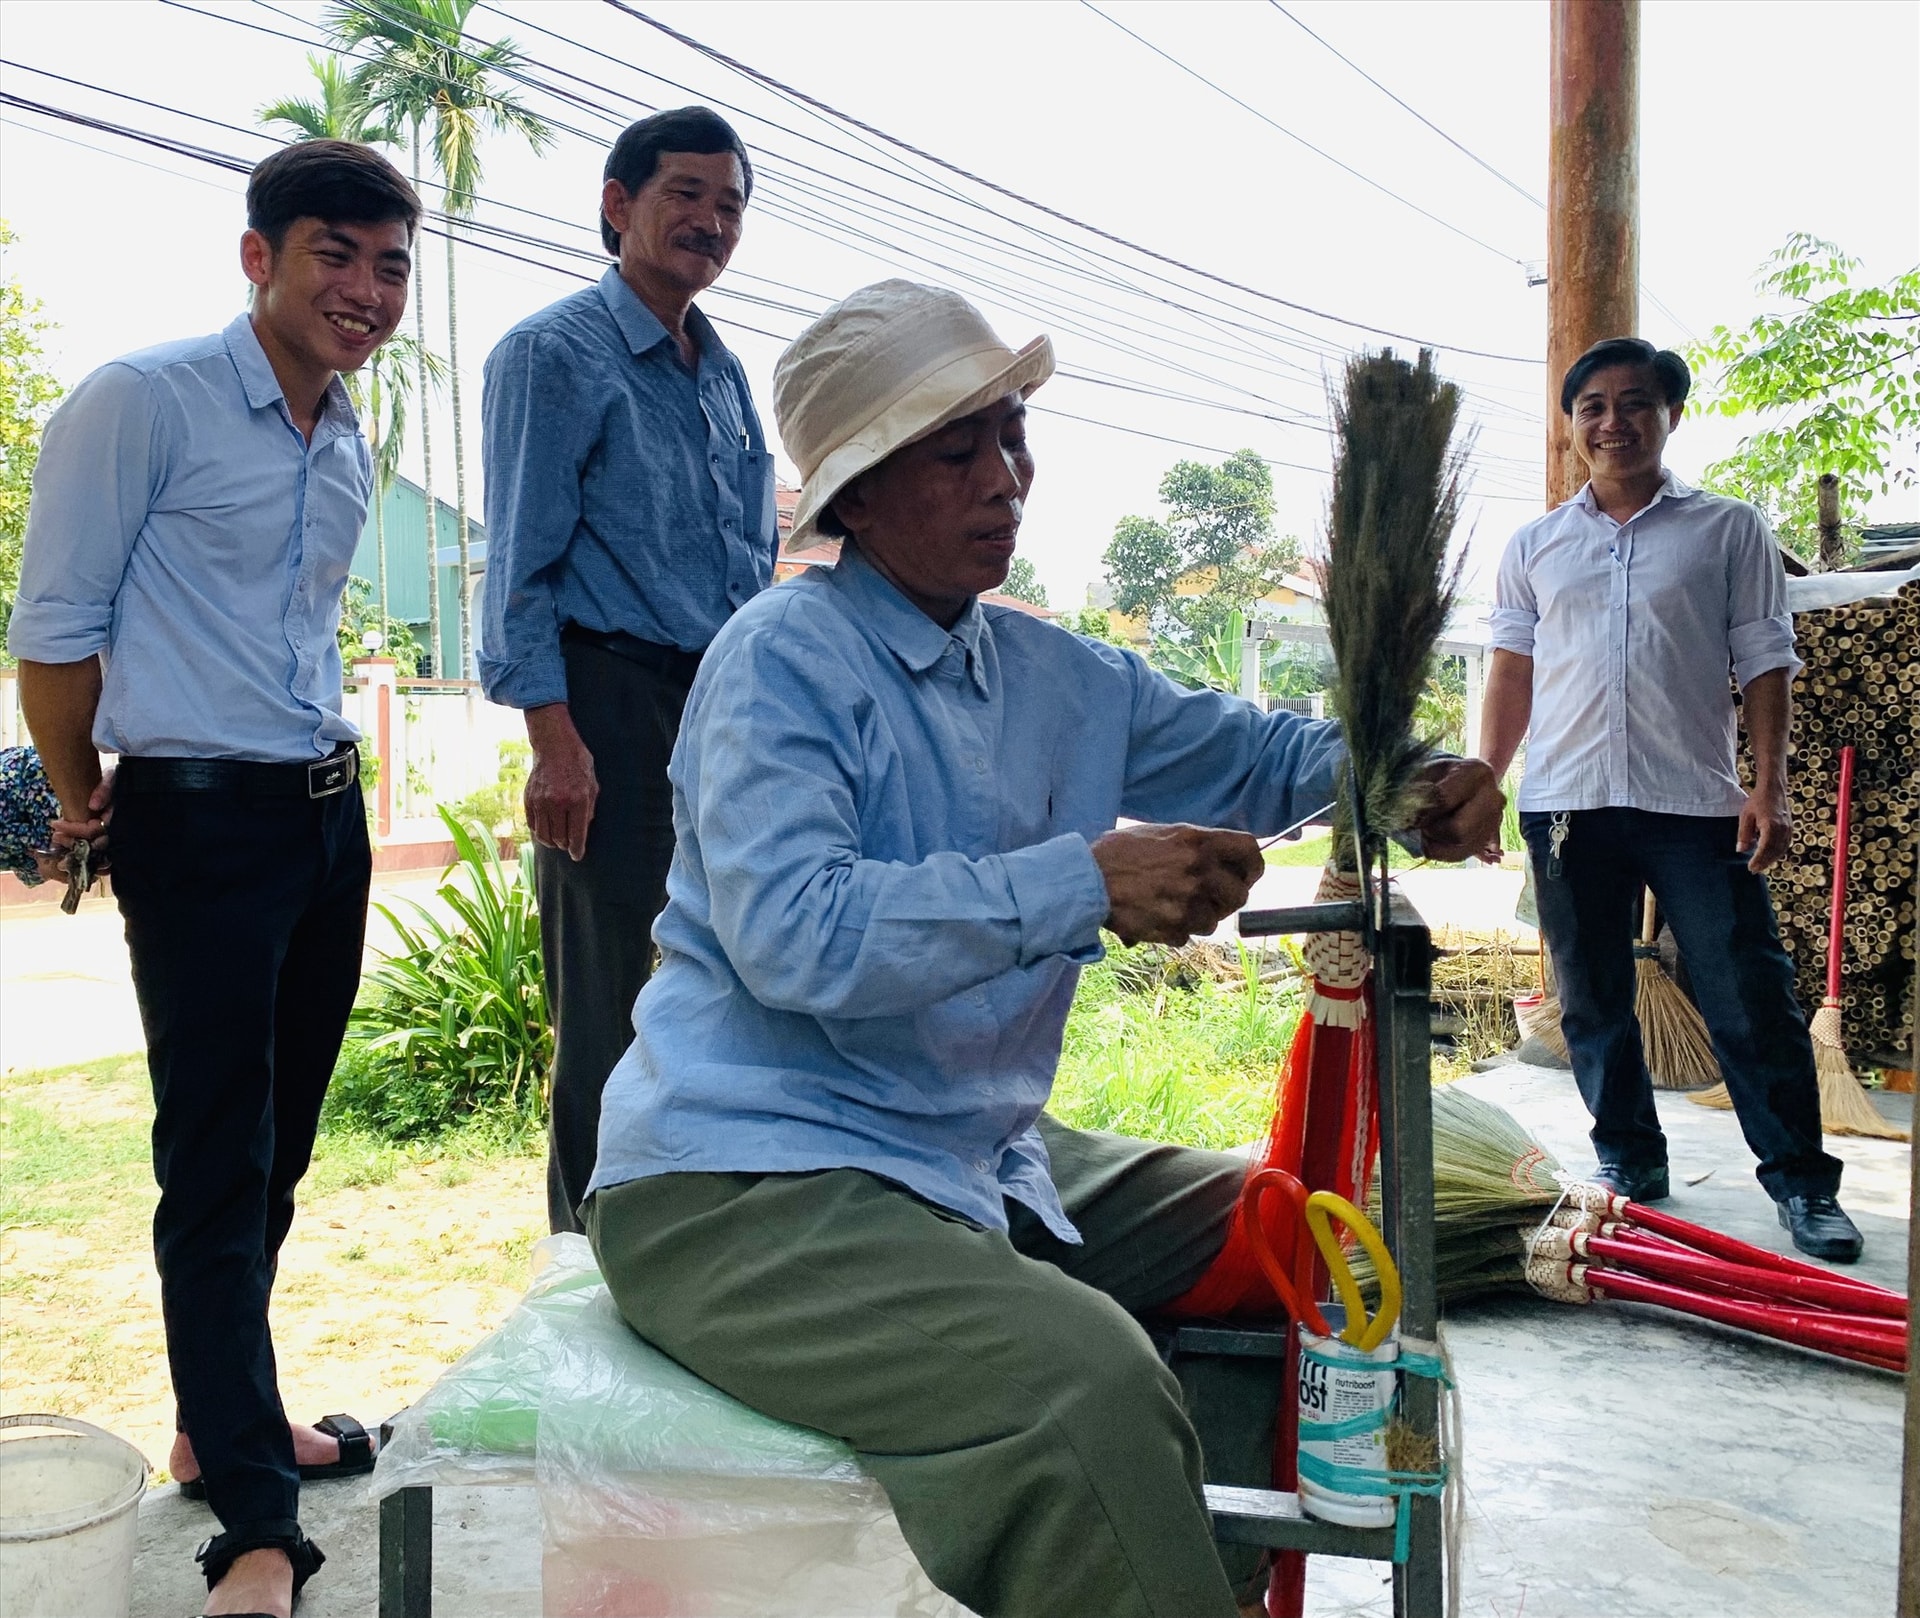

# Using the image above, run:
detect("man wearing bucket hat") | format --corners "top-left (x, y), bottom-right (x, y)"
top-left (581, 280), bottom-right (1503, 1618)
top-left (479, 106), bottom-right (778, 1236)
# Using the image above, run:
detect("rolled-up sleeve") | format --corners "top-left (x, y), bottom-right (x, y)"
top-left (1487, 529), bottom-right (1537, 656)
top-left (1726, 505), bottom-right (1802, 688)
top-left (6, 364), bottom-right (159, 664)
top-left (478, 330), bottom-right (595, 709)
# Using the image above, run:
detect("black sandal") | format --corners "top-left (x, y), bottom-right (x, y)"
top-left (177, 1413), bottom-right (377, 1501)
top-left (195, 1519), bottom-right (324, 1613)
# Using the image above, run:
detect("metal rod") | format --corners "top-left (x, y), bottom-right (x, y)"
top-left (1238, 901), bottom-right (1367, 937)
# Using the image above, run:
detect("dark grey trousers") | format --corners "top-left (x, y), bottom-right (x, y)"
top-left (535, 637), bottom-right (691, 1233)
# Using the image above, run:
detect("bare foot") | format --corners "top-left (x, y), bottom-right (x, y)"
top-left (171, 1423), bottom-right (360, 1486)
top-left (203, 1545), bottom-right (292, 1618)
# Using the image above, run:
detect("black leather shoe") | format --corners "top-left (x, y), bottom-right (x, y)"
top-left (1776, 1194), bottom-right (1864, 1263)
top-left (1590, 1160), bottom-right (1670, 1202)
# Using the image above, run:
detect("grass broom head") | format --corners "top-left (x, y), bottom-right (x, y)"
top-left (1323, 348), bottom-right (1468, 871)
top-left (1808, 998), bottom-right (1909, 1141)
top-left (1634, 945), bottom-right (1720, 1090)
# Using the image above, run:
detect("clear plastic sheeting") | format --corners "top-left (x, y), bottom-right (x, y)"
top-left (372, 1235), bottom-right (974, 1617)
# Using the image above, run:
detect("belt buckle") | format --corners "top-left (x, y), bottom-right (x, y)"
top-left (307, 750), bottom-right (356, 799)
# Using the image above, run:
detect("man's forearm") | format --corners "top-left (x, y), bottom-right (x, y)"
top-left (1742, 667), bottom-right (1792, 788)
top-left (18, 657), bottom-right (105, 817)
top-left (1478, 649), bottom-right (1534, 780)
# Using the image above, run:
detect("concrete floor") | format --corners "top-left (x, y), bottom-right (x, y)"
top-left (129, 1063), bottom-right (1910, 1618)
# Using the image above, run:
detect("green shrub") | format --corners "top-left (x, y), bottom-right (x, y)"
top-left (1050, 941), bottom-right (1299, 1151)
top-left (449, 740), bottom-right (532, 843)
top-left (337, 809), bottom-right (550, 1140)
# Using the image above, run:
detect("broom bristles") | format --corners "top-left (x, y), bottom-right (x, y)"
top-left (1515, 990), bottom-right (1570, 1062)
top-left (1691, 1002), bottom-right (1909, 1140)
top-left (1809, 1001), bottom-right (1910, 1141)
top-left (1635, 957), bottom-right (1721, 1089)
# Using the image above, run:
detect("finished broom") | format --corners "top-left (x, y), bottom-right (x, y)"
top-left (1635, 892), bottom-right (1719, 1089)
top-left (1690, 744), bottom-right (1907, 1140)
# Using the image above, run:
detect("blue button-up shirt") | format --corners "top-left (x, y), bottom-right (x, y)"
top-left (589, 545), bottom-right (1344, 1240)
top-left (478, 269), bottom-right (778, 709)
top-left (7, 314), bottom-right (369, 761)
top-left (1489, 473), bottom-right (1802, 816)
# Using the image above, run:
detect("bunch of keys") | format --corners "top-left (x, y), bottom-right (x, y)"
top-left (1546, 811), bottom-right (1571, 880)
top-left (60, 837), bottom-right (93, 915)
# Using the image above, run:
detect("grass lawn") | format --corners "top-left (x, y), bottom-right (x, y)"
top-left (0, 1054), bottom-right (544, 1479)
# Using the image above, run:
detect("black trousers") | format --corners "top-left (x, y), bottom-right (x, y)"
top-left (1521, 808), bottom-right (1841, 1201)
top-left (112, 775), bottom-right (370, 1534)
top-left (536, 637), bottom-right (692, 1233)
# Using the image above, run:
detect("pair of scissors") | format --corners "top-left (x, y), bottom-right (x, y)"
top-left (1242, 1166), bottom-right (1403, 1353)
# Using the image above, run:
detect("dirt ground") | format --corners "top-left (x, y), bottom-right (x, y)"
top-left (0, 1060), bottom-right (545, 1479)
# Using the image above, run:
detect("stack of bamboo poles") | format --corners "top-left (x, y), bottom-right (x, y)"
top-left (1760, 581), bottom-right (1918, 1064)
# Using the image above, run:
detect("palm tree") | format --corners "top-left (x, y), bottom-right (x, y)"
top-left (328, 0), bottom-right (553, 681)
top-left (344, 333), bottom-right (446, 632)
top-left (258, 51), bottom-right (401, 145)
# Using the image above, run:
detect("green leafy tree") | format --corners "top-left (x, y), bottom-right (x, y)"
top-left (258, 51), bottom-right (401, 144)
top-left (337, 574), bottom-right (423, 677)
top-left (331, 0), bottom-right (554, 679)
top-left (1685, 234), bottom-right (1919, 560)
top-left (0, 224), bottom-right (63, 656)
top-left (344, 333), bottom-right (445, 627)
top-left (1102, 449), bottom-right (1299, 644)
top-left (1000, 555), bottom-right (1049, 607)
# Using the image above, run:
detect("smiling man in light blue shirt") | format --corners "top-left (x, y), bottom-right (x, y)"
top-left (10, 140), bottom-right (420, 1618)
top-left (1481, 336), bottom-right (1855, 1263)
top-left (583, 281), bottom-right (1504, 1618)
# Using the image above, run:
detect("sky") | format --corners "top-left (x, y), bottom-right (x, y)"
top-left (1, 0), bottom-right (1915, 614)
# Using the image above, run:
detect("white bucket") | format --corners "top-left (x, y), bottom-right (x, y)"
top-left (1295, 1311), bottom-right (1398, 1530)
top-left (0, 1415), bottom-right (148, 1618)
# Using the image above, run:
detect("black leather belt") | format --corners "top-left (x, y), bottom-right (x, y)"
top-left (561, 624), bottom-right (704, 686)
top-left (117, 745), bottom-right (360, 800)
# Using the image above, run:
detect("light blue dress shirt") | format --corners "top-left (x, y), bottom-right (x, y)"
top-left (588, 544), bottom-right (1345, 1241)
top-left (478, 269), bottom-right (778, 709)
top-left (8, 314), bottom-right (369, 762)
top-left (1489, 474), bottom-right (1802, 817)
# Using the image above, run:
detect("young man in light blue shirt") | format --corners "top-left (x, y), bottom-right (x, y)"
top-left (582, 281), bottom-right (1504, 1618)
top-left (10, 141), bottom-right (420, 1618)
top-left (1481, 336), bottom-right (1857, 1262)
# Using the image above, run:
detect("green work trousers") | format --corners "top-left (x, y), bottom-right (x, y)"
top-left (585, 1115), bottom-right (1254, 1618)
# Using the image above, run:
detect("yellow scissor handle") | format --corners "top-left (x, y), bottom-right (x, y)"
top-left (1302, 1191), bottom-right (1404, 1353)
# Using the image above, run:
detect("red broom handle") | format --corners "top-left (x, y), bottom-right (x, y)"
top-left (1589, 1231), bottom-right (1908, 1320)
top-left (1586, 1267), bottom-right (1907, 1368)
top-left (1620, 1198), bottom-right (1897, 1293)
top-left (1827, 744), bottom-right (1854, 1002)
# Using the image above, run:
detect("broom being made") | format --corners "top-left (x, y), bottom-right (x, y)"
top-left (1635, 892), bottom-right (1720, 1089)
top-left (1690, 744), bottom-right (1907, 1139)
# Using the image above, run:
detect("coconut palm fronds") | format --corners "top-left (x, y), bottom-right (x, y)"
top-left (1323, 349), bottom-right (1470, 870)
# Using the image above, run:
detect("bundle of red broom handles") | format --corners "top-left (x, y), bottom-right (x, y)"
top-left (1526, 1182), bottom-right (1908, 1372)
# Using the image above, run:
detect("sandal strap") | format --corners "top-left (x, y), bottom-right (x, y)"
top-left (313, 1413), bottom-right (373, 1468)
top-left (195, 1521), bottom-right (325, 1593)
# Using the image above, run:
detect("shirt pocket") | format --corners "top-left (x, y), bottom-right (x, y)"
top-left (738, 448), bottom-right (777, 566)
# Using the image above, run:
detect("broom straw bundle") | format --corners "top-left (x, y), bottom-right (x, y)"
top-left (1691, 743), bottom-right (1907, 1139)
top-left (1634, 893), bottom-right (1720, 1089)
top-left (1322, 348), bottom-right (1467, 870)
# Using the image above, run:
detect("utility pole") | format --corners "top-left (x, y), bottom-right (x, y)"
top-left (1546, 0), bottom-right (1640, 507)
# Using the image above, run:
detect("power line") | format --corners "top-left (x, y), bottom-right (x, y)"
top-left (1081, 1), bottom-right (1530, 269)
top-left (599, 0), bottom-right (1544, 365)
top-left (1265, 0), bottom-right (1544, 209)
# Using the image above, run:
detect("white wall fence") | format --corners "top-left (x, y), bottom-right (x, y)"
top-left (346, 659), bottom-right (526, 845)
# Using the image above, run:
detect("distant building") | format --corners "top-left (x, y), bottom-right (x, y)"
top-left (349, 476), bottom-right (486, 678)
top-left (1091, 555), bottom-right (1326, 647)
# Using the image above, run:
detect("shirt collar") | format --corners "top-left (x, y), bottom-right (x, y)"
top-left (223, 313), bottom-right (359, 432)
top-left (1576, 468), bottom-right (1696, 518)
top-left (833, 542), bottom-right (989, 694)
top-left (597, 267), bottom-right (729, 369)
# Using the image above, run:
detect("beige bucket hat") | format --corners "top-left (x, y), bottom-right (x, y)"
top-left (773, 280), bottom-right (1054, 549)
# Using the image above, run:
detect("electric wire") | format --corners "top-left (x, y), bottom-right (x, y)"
top-left (599, 0), bottom-right (1544, 365)
top-left (1080, 0), bottom-right (1531, 269)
